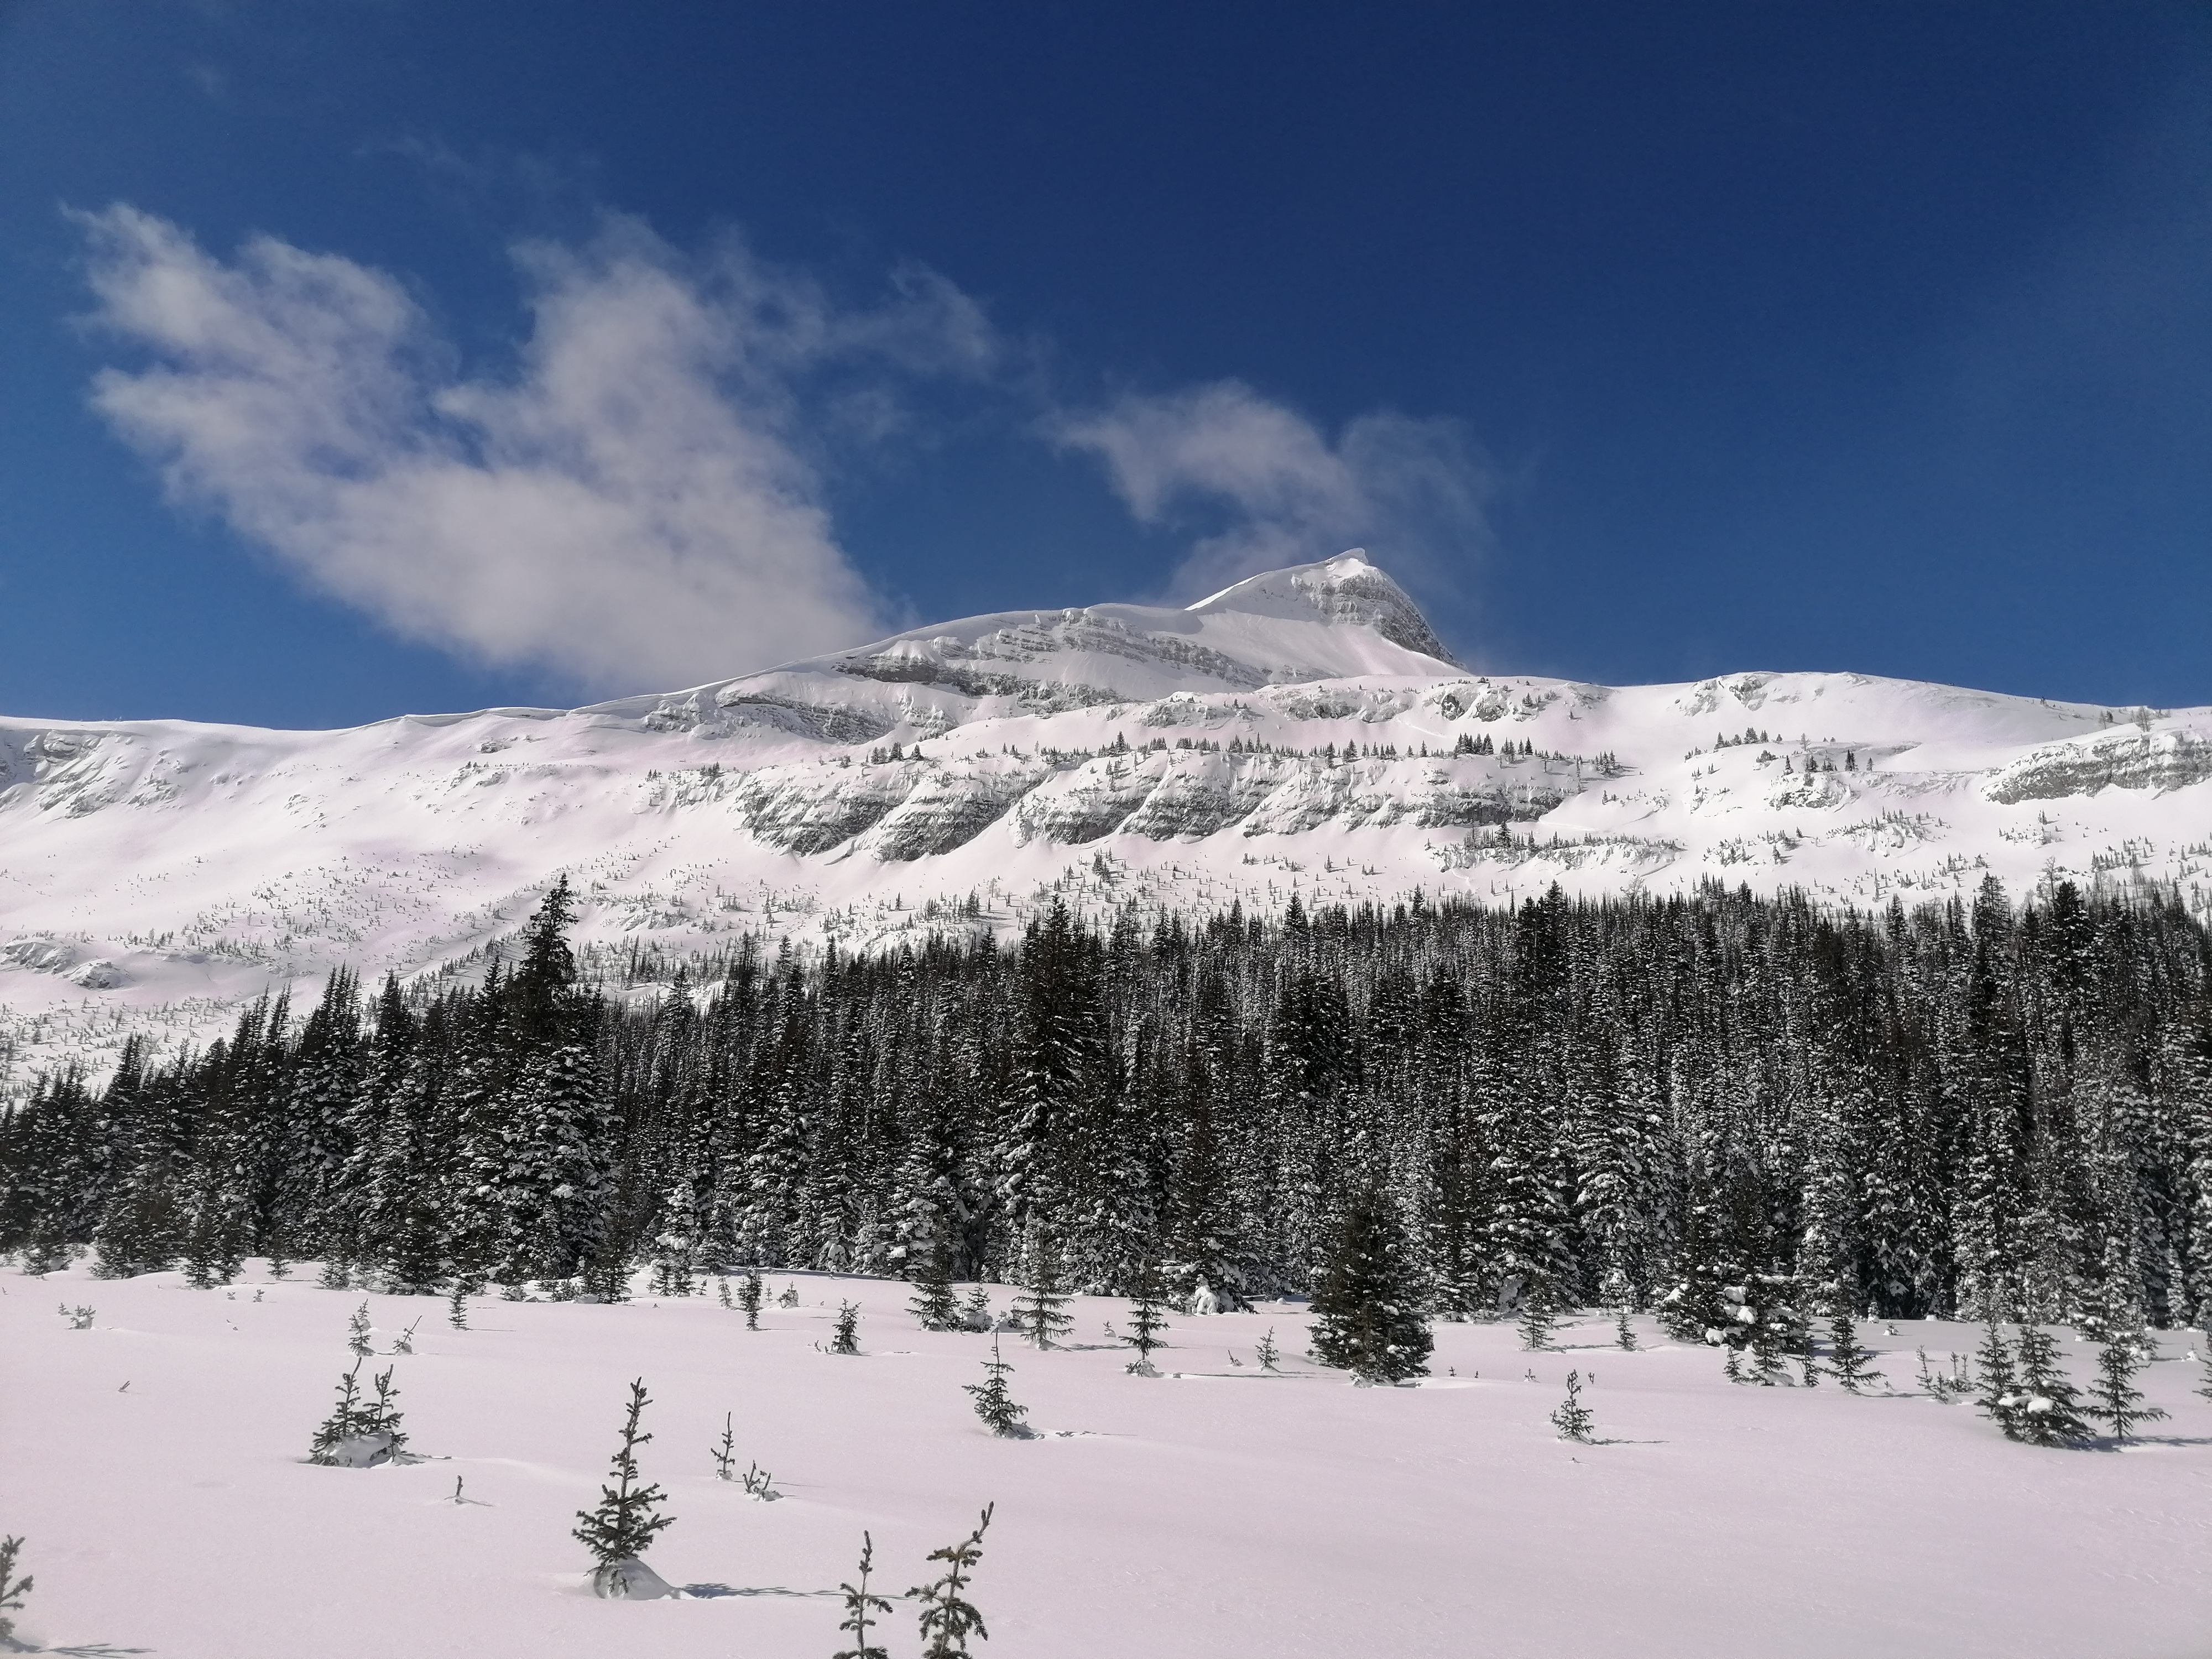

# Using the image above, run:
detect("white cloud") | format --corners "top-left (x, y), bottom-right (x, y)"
top-left (1053, 379), bottom-right (1491, 599)
top-left (77, 206), bottom-right (993, 693)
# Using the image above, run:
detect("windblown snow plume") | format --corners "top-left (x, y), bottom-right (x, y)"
top-left (76, 206), bottom-right (998, 692)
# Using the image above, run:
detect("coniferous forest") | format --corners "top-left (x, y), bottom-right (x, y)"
top-left (5, 875), bottom-right (2210, 1343)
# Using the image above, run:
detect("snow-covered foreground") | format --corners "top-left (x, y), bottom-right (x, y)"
top-left (6, 1263), bottom-right (2208, 1659)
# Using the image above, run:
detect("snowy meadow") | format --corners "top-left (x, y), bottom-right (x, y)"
top-left (5, 1262), bottom-right (2207, 1659)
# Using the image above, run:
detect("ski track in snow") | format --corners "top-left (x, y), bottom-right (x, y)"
top-left (5, 1262), bottom-right (2208, 1658)
top-left (4, 551), bottom-right (2210, 1088)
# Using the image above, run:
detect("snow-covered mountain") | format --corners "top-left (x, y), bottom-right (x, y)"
top-left (4, 551), bottom-right (2209, 1085)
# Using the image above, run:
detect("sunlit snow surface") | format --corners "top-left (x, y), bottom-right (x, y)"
top-left (4, 552), bottom-right (2210, 1086)
top-left (6, 1262), bottom-right (2208, 1658)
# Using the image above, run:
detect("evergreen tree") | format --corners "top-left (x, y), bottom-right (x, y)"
top-left (736, 1270), bottom-right (764, 1330)
top-left (908, 1232), bottom-right (963, 1332)
top-left (362, 1365), bottom-right (408, 1458)
top-left (1255, 1327), bottom-right (1282, 1372)
top-left (2012, 1326), bottom-right (2092, 1447)
top-left (1516, 1276), bottom-right (1559, 1353)
top-left (1124, 1254), bottom-right (1170, 1371)
top-left (966, 1338), bottom-right (1030, 1438)
top-left (831, 1300), bottom-right (862, 1355)
top-left (1550, 1370), bottom-right (1595, 1443)
top-left (307, 1362), bottom-right (371, 1465)
top-left (2086, 1326), bottom-right (2168, 1444)
top-left (572, 1379), bottom-right (676, 1595)
top-left (1974, 1323), bottom-right (2024, 1440)
top-left (1824, 1310), bottom-right (1884, 1394)
top-left (0, 1534), bottom-right (30, 1652)
top-left (1012, 1229), bottom-right (1074, 1349)
top-left (909, 1503), bottom-right (994, 1659)
top-left (833, 1531), bottom-right (893, 1659)
top-left (1310, 1187), bottom-right (1433, 1384)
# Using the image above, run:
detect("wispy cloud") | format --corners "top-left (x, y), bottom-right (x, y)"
top-left (76, 205), bottom-right (994, 693)
top-left (1052, 379), bottom-right (1493, 601)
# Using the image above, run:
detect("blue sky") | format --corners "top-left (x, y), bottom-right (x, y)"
top-left (2, 3), bottom-right (2208, 726)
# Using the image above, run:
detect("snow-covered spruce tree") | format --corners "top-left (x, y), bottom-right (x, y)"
top-left (1012, 1229), bottom-right (1074, 1349)
top-left (362, 1366), bottom-right (408, 1459)
top-left (572, 1379), bottom-right (676, 1598)
top-left (2012, 1326), bottom-right (2092, 1447)
top-left (1824, 1308), bottom-right (1884, 1394)
top-left (1516, 1275), bottom-right (1559, 1353)
top-left (1124, 1254), bottom-right (1170, 1372)
top-left (0, 1533), bottom-right (32, 1650)
top-left (831, 1300), bottom-right (862, 1355)
top-left (833, 1531), bottom-right (893, 1659)
top-left (2087, 1325), bottom-right (2168, 1444)
top-left (1974, 1323), bottom-right (2024, 1439)
top-left (1550, 1370), bottom-right (1595, 1443)
top-left (909, 1503), bottom-right (994, 1659)
top-left (736, 1269), bottom-right (764, 1330)
top-left (307, 1362), bottom-right (371, 1465)
top-left (966, 1338), bottom-right (1031, 1438)
top-left (487, 880), bottom-right (615, 1288)
top-left (1310, 1185), bottom-right (1432, 1385)
top-left (909, 1232), bottom-right (963, 1333)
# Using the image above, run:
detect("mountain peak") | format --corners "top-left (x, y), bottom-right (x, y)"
top-left (1187, 551), bottom-right (1456, 665)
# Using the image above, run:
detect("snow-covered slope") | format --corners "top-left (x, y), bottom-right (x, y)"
top-left (10, 1260), bottom-right (2207, 1659)
top-left (5, 551), bottom-right (2210, 1083)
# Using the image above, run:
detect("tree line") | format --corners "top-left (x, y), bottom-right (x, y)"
top-left (4, 875), bottom-right (2209, 1341)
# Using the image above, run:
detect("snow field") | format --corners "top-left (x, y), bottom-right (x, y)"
top-left (4, 1262), bottom-right (2209, 1658)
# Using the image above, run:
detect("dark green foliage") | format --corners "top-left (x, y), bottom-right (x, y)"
top-left (1516, 1277), bottom-right (1559, 1353)
top-left (2087, 1328), bottom-right (2169, 1444)
top-left (2013, 1326), bottom-right (2093, 1447)
top-left (909, 1235), bottom-right (962, 1333)
top-left (4, 883), bottom-right (2211, 1358)
top-left (737, 1271), bottom-right (764, 1329)
top-left (1124, 1255), bottom-right (1170, 1368)
top-left (573, 1379), bottom-right (675, 1578)
top-left (307, 1363), bottom-right (373, 1465)
top-left (1550, 1369), bottom-right (1595, 1442)
top-left (1254, 1327), bottom-right (1281, 1371)
top-left (0, 1533), bottom-right (32, 1650)
top-left (1825, 1310), bottom-right (1884, 1394)
top-left (966, 1338), bottom-right (1030, 1437)
top-left (363, 1365), bottom-right (407, 1455)
top-left (1310, 1187), bottom-right (1433, 1384)
top-left (909, 1503), bottom-right (994, 1659)
top-left (1975, 1323), bottom-right (2023, 1438)
top-left (1012, 1231), bottom-right (1073, 1350)
top-left (831, 1300), bottom-right (861, 1355)
top-left (833, 1531), bottom-right (892, 1659)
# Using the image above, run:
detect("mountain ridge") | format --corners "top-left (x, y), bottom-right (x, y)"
top-left (3, 551), bottom-right (2208, 1088)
